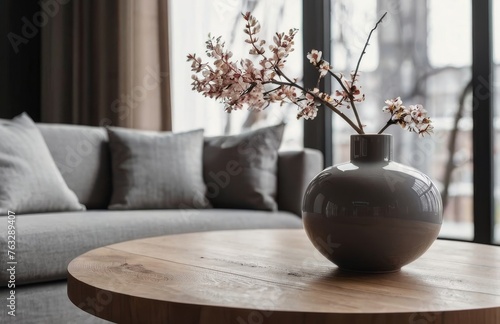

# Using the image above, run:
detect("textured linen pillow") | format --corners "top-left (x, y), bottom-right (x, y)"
top-left (107, 127), bottom-right (210, 209)
top-left (0, 113), bottom-right (85, 214)
top-left (203, 124), bottom-right (285, 211)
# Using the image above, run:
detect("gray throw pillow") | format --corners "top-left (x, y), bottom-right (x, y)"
top-left (203, 124), bottom-right (285, 211)
top-left (107, 127), bottom-right (210, 210)
top-left (0, 113), bottom-right (85, 214)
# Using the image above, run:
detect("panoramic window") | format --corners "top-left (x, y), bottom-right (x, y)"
top-left (329, 0), bottom-right (473, 240)
top-left (169, 0), bottom-right (303, 149)
top-left (171, 0), bottom-right (499, 242)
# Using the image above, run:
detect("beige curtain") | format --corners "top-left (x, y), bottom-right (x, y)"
top-left (41, 0), bottom-right (172, 131)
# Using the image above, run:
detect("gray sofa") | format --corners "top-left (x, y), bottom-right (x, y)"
top-left (0, 121), bottom-right (322, 323)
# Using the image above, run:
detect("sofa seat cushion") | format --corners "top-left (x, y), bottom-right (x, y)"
top-left (0, 210), bottom-right (302, 285)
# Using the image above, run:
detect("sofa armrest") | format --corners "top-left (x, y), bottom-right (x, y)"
top-left (277, 149), bottom-right (324, 217)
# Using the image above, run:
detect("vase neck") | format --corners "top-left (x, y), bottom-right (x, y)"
top-left (351, 134), bottom-right (393, 162)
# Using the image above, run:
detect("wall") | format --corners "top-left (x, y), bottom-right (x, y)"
top-left (0, 0), bottom-right (41, 120)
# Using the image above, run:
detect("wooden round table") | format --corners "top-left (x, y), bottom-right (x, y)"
top-left (67, 229), bottom-right (500, 323)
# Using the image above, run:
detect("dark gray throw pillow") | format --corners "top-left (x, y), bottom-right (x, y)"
top-left (107, 127), bottom-right (210, 210)
top-left (0, 113), bottom-right (85, 214)
top-left (203, 124), bottom-right (285, 211)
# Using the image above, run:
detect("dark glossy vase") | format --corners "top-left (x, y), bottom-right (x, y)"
top-left (302, 134), bottom-right (443, 273)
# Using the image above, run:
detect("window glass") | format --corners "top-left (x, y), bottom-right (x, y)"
top-left (330, 0), bottom-right (473, 240)
top-left (170, 0), bottom-right (303, 149)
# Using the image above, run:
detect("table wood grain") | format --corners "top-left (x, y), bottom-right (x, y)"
top-left (67, 229), bottom-right (500, 323)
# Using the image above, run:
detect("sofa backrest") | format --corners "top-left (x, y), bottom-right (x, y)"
top-left (36, 123), bottom-right (323, 215)
top-left (277, 149), bottom-right (323, 216)
top-left (37, 123), bottom-right (112, 209)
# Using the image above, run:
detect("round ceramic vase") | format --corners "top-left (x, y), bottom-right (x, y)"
top-left (302, 134), bottom-right (443, 273)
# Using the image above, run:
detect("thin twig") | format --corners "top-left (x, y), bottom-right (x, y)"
top-left (377, 119), bottom-right (396, 134)
top-left (352, 12), bottom-right (387, 82)
top-left (328, 70), bottom-right (349, 93)
top-left (327, 70), bottom-right (363, 133)
top-left (349, 12), bottom-right (387, 131)
top-left (273, 67), bottom-right (362, 133)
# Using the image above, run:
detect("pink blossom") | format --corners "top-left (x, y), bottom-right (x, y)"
top-left (307, 50), bottom-right (322, 66)
top-left (187, 12), bottom-right (433, 136)
top-left (319, 61), bottom-right (331, 77)
top-left (382, 98), bottom-right (432, 136)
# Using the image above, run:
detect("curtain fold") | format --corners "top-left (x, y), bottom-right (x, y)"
top-left (41, 0), bottom-right (172, 131)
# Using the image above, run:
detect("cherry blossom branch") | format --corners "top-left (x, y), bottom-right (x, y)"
top-left (328, 70), bottom-right (364, 133)
top-left (321, 97), bottom-right (363, 134)
top-left (377, 119), bottom-right (396, 134)
top-left (350, 102), bottom-right (363, 132)
top-left (274, 67), bottom-right (362, 134)
top-left (188, 11), bottom-right (431, 137)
